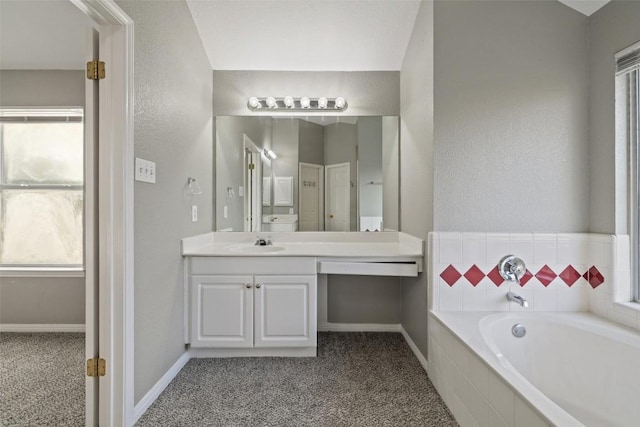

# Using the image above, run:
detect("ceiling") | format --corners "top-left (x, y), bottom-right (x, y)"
top-left (0, 0), bottom-right (614, 71)
top-left (0, 0), bottom-right (88, 70)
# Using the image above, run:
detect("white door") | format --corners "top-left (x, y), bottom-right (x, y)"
top-left (191, 275), bottom-right (254, 348)
top-left (325, 162), bottom-right (351, 231)
top-left (299, 163), bottom-right (323, 231)
top-left (253, 275), bottom-right (317, 348)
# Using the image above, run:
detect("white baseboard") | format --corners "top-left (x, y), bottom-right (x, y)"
top-left (0, 324), bottom-right (85, 333)
top-left (400, 325), bottom-right (429, 374)
top-left (133, 351), bottom-right (191, 424)
top-left (318, 322), bottom-right (402, 332)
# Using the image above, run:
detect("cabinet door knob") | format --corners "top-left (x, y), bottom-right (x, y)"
top-left (246, 284), bottom-right (252, 289)
top-left (255, 284), bottom-right (261, 289)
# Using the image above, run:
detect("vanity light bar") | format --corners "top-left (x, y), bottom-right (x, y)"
top-left (247, 96), bottom-right (348, 112)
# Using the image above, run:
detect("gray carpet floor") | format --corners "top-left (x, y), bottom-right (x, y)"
top-left (137, 332), bottom-right (457, 427)
top-left (0, 332), bottom-right (85, 427)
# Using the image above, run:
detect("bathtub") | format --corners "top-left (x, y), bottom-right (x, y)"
top-left (429, 311), bottom-right (640, 427)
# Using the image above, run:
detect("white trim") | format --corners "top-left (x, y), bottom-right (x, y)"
top-left (318, 322), bottom-right (402, 332)
top-left (189, 347), bottom-right (317, 358)
top-left (400, 325), bottom-right (429, 374)
top-left (615, 40), bottom-right (640, 60)
top-left (0, 324), bottom-right (85, 333)
top-left (132, 351), bottom-right (190, 424)
top-left (0, 268), bottom-right (85, 278)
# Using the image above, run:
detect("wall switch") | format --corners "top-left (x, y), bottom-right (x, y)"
top-left (191, 205), bottom-right (198, 222)
top-left (135, 158), bottom-right (156, 183)
top-left (289, 208), bottom-right (294, 214)
top-left (238, 186), bottom-right (244, 197)
top-left (224, 205), bottom-right (228, 219)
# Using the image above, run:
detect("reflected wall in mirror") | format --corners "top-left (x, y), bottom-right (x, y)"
top-left (215, 116), bottom-right (399, 232)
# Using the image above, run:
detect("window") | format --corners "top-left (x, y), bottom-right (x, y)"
top-left (617, 44), bottom-right (640, 301)
top-left (0, 109), bottom-right (84, 267)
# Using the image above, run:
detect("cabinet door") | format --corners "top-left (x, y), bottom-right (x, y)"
top-left (254, 275), bottom-right (317, 348)
top-left (191, 275), bottom-right (253, 348)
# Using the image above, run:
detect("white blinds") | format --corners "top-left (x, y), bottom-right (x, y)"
top-left (617, 43), bottom-right (640, 76)
top-left (0, 108), bottom-right (83, 122)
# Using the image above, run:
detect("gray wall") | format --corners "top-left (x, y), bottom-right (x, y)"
top-left (116, 0), bottom-right (214, 404)
top-left (298, 120), bottom-right (324, 166)
top-left (0, 70), bottom-right (85, 325)
top-left (588, 0), bottom-right (640, 234)
top-left (358, 117), bottom-right (383, 220)
top-left (271, 119), bottom-right (300, 215)
top-left (212, 71), bottom-right (400, 117)
top-left (382, 117), bottom-right (399, 231)
top-left (215, 116), bottom-right (272, 231)
top-left (328, 275), bottom-right (402, 323)
top-left (324, 123), bottom-right (358, 231)
top-left (433, 0), bottom-right (590, 232)
top-left (400, 0), bottom-right (434, 360)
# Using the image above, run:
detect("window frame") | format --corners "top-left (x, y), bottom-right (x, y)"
top-left (0, 108), bottom-right (85, 270)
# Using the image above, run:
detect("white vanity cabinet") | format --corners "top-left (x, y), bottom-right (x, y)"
top-left (186, 257), bottom-right (318, 354)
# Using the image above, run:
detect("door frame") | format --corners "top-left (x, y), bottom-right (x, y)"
top-left (70, 0), bottom-right (134, 425)
top-left (243, 134), bottom-right (262, 232)
top-left (324, 162), bottom-right (351, 232)
top-left (298, 162), bottom-right (324, 231)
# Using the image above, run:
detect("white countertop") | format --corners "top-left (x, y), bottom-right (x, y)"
top-left (181, 231), bottom-right (423, 259)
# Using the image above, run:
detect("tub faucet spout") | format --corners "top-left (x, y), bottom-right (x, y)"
top-left (506, 291), bottom-right (528, 307)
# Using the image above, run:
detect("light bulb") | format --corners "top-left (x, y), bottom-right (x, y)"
top-left (248, 97), bottom-right (261, 109)
top-left (300, 96), bottom-right (311, 109)
top-left (283, 96), bottom-right (294, 108)
top-left (317, 97), bottom-right (328, 109)
top-left (335, 97), bottom-right (346, 109)
top-left (266, 96), bottom-right (277, 108)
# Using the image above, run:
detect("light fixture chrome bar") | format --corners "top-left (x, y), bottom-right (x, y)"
top-left (247, 97), bottom-right (348, 112)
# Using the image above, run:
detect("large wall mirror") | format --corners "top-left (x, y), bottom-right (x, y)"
top-left (215, 116), bottom-right (399, 232)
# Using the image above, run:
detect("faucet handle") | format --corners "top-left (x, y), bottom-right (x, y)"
top-left (498, 255), bottom-right (526, 283)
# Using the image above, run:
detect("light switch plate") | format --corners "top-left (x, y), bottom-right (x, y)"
top-left (191, 205), bottom-right (198, 222)
top-left (238, 186), bottom-right (244, 197)
top-left (224, 206), bottom-right (228, 219)
top-left (135, 158), bottom-right (156, 183)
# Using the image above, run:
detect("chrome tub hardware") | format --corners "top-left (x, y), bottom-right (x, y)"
top-left (506, 291), bottom-right (529, 307)
top-left (512, 324), bottom-right (526, 338)
top-left (498, 255), bottom-right (526, 285)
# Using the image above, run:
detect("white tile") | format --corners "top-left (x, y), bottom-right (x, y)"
top-left (615, 235), bottom-right (630, 270)
top-left (440, 281), bottom-right (464, 311)
top-left (467, 354), bottom-right (489, 399)
top-left (486, 286), bottom-right (511, 311)
top-left (449, 337), bottom-right (470, 375)
top-left (509, 234), bottom-right (533, 265)
top-left (463, 287), bottom-right (487, 311)
top-left (607, 308), bottom-right (637, 329)
top-left (441, 237), bottom-right (463, 264)
top-left (486, 234), bottom-right (510, 266)
top-left (557, 286), bottom-right (589, 311)
top-left (612, 268), bottom-right (632, 302)
top-left (488, 371), bottom-right (515, 425)
top-left (533, 236), bottom-right (557, 265)
top-left (557, 235), bottom-right (590, 265)
top-left (488, 406), bottom-right (510, 427)
top-left (429, 234), bottom-right (440, 264)
top-left (451, 367), bottom-right (470, 409)
top-left (532, 286), bottom-right (557, 311)
top-left (468, 381), bottom-right (489, 427)
top-left (514, 397), bottom-right (547, 427)
top-left (464, 238), bottom-right (487, 264)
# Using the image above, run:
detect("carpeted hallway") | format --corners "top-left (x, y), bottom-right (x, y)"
top-left (0, 332), bottom-right (85, 427)
top-left (136, 332), bottom-right (457, 426)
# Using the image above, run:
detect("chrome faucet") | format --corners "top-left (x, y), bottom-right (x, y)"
top-left (506, 291), bottom-right (528, 307)
top-left (255, 237), bottom-right (273, 246)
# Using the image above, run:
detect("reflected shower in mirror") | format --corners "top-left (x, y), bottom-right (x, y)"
top-left (215, 116), bottom-right (399, 232)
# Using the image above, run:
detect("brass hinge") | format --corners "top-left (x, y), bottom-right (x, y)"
top-left (248, 163), bottom-right (255, 170)
top-left (86, 357), bottom-right (106, 377)
top-left (86, 60), bottom-right (106, 80)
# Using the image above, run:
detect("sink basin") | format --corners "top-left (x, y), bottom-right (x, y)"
top-left (229, 245), bottom-right (286, 254)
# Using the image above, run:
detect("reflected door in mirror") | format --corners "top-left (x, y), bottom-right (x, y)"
top-left (325, 162), bottom-right (350, 231)
top-left (299, 163), bottom-right (323, 231)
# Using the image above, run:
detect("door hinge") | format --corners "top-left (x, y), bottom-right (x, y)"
top-left (86, 60), bottom-right (106, 80)
top-left (86, 357), bottom-right (106, 377)
top-left (248, 163), bottom-right (255, 170)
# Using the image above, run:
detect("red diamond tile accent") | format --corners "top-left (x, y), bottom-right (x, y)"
top-left (519, 269), bottom-right (533, 287)
top-left (559, 265), bottom-right (581, 287)
top-left (440, 265), bottom-right (462, 287)
top-left (584, 266), bottom-right (605, 289)
top-left (487, 266), bottom-right (505, 286)
top-left (464, 264), bottom-right (485, 287)
top-left (535, 265), bottom-right (557, 287)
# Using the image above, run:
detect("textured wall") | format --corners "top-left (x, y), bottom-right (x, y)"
top-left (433, 0), bottom-right (589, 232)
top-left (116, 0), bottom-right (213, 404)
top-left (212, 71), bottom-right (400, 117)
top-left (0, 70), bottom-right (85, 325)
top-left (358, 117), bottom-right (383, 219)
top-left (382, 117), bottom-right (399, 231)
top-left (400, 0), bottom-right (434, 360)
top-left (588, 0), bottom-right (640, 234)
